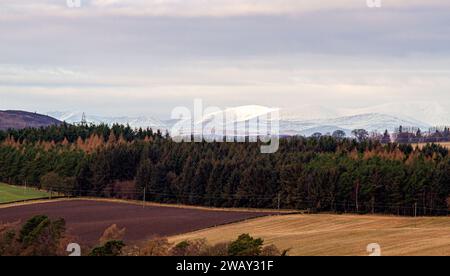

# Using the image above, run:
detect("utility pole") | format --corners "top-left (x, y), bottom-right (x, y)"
top-left (414, 202), bottom-right (418, 229)
top-left (371, 197), bottom-right (375, 214)
top-left (143, 187), bottom-right (146, 208)
top-left (277, 193), bottom-right (281, 213)
top-left (355, 182), bottom-right (360, 213)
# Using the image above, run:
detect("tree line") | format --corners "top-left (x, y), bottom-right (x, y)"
top-left (1, 124), bottom-right (450, 216)
top-left (394, 126), bottom-right (450, 144)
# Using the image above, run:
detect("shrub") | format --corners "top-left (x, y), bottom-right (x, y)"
top-left (0, 215), bottom-right (66, 256)
top-left (228, 234), bottom-right (264, 256)
top-left (89, 240), bottom-right (125, 256)
top-left (170, 239), bottom-right (208, 256)
top-left (139, 237), bottom-right (171, 256)
top-left (200, 242), bottom-right (229, 256)
top-left (99, 224), bottom-right (126, 245)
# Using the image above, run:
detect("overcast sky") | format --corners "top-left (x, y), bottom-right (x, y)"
top-left (1, 0), bottom-right (450, 118)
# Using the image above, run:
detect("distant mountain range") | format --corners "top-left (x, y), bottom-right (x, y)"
top-left (2, 101), bottom-right (447, 137)
top-left (0, 110), bottom-right (61, 131)
top-left (170, 105), bottom-right (433, 137)
top-left (48, 101), bottom-right (449, 137)
top-left (274, 101), bottom-right (448, 136)
top-left (281, 113), bottom-right (429, 137)
top-left (47, 111), bottom-right (166, 131)
top-left (343, 102), bottom-right (449, 127)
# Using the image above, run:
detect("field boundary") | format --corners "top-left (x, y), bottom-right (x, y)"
top-left (0, 196), bottom-right (301, 214)
top-left (0, 196), bottom-right (67, 206)
top-left (79, 197), bottom-right (301, 214)
top-left (0, 182), bottom-right (65, 205)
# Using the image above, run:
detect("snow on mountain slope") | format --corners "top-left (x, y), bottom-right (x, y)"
top-left (304, 113), bottom-right (430, 134)
top-left (170, 105), bottom-right (429, 137)
top-left (48, 101), bottom-right (445, 138)
top-left (48, 111), bottom-right (167, 130)
top-left (344, 101), bottom-right (450, 126)
top-left (198, 105), bottom-right (278, 124)
top-left (279, 105), bottom-right (341, 121)
top-left (47, 111), bottom-right (79, 123)
top-left (297, 126), bottom-right (351, 137)
top-left (171, 105), bottom-right (280, 137)
top-left (277, 113), bottom-right (429, 136)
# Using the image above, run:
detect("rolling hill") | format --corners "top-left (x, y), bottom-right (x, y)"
top-left (0, 110), bottom-right (62, 130)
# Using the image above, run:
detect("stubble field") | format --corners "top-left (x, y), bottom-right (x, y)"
top-left (170, 214), bottom-right (450, 256)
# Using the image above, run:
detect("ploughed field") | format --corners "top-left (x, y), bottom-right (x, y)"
top-left (0, 199), bottom-right (276, 245)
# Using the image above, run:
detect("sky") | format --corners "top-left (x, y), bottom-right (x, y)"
top-left (1, 0), bottom-right (450, 118)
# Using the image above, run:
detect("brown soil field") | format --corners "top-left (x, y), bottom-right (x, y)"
top-left (0, 199), bottom-right (278, 245)
top-left (169, 214), bottom-right (450, 256)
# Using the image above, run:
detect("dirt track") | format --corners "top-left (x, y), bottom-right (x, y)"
top-left (0, 199), bottom-right (276, 245)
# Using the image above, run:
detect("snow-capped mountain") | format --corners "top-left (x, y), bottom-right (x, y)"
top-left (293, 113), bottom-right (430, 136)
top-left (48, 101), bottom-right (447, 137)
top-left (275, 101), bottom-right (445, 135)
top-left (279, 105), bottom-right (340, 121)
top-left (169, 105), bottom-right (431, 137)
top-left (342, 101), bottom-right (450, 127)
top-left (169, 105), bottom-right (280, 137)
top-left (48, 111), bottom-right (167, 131)
top-left (198, 105), bottom-right (278, 124)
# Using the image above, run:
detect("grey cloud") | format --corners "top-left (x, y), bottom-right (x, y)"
top-left (1, 1), bottom-right (450, 117)
top-left (1, 8), bottom-right (450, 68)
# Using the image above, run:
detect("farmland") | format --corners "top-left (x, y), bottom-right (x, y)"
top-left (0, 199), bottom-right (278, 245)
top-left (0, 183), bottom-right (52, 204)
top-left (170, 214), bottom-right (450, 256)
top-left (3, 198), bottom-right (450, 255)
top-left (413, 142), bottom-right (450, 149)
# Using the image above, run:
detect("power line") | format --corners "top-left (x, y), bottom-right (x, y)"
top-left (11, 186), bottom-right (449, 214)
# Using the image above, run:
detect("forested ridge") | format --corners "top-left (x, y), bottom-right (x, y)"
top-left (1, 124), bottom-right (450, 216)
